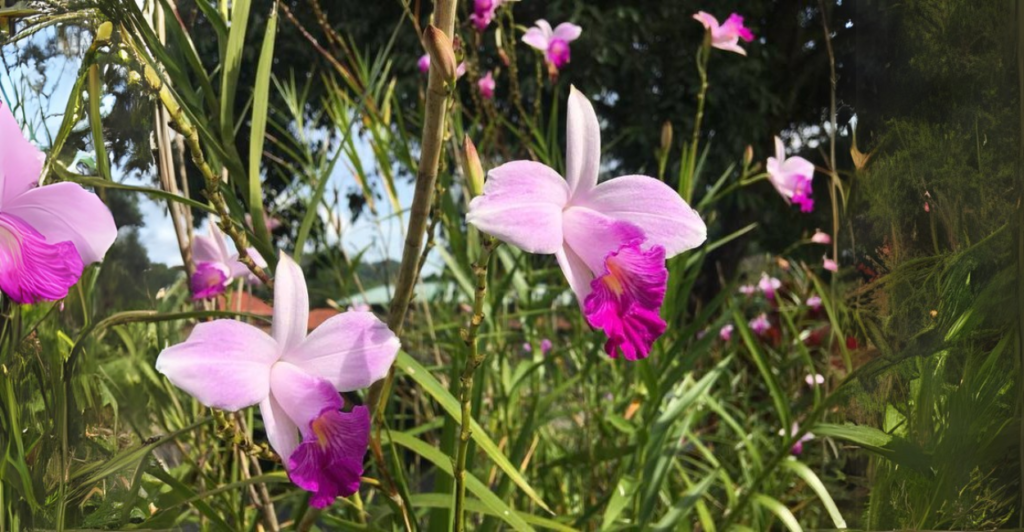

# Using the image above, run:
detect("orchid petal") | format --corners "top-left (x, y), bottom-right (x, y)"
top-left (466, 161), bottom-right (569, 254)
top-left (155, 320), bottom-right (279, 411)
top-left (552, 22), bottom-right (582, 42)
top-left (269, 361), bottom-right (343, 434)
top-left (192, 234), bottom-right (223, 264)
top-left (272, 252), bottom-right (310, 353)
top-left (555, 245), bottom-right (594, 307)
top-left (282, 311), bottom-right (400, 392)
top-left (0, 103), bottom-right (44, 205)
top-left (561, 206), bottom-right (645, 274)
top-left (0, 213), bottom-right (83, 303)
top-left (3, 182), bottom-right (116, 264)
top-left (534, 19), bottom-right (553, 38)
top-left (565, 87), bottom-right (601, 197)
top-left (692, 11), bottom-right (720, 32)
top-left (210, 222), bottom-right (231, 263)
top-left (260, 394), bottom-right (300, 463)
top-left (580, 175), bottom-right (707, 257)
top-left (522, 27), bottom-right (550, 51)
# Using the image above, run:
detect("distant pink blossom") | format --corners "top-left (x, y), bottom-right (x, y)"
top-left (758, 272), bottom-right (781, 299)
top-left (739, 284), bottom-right (756, 296)
top-left (810, 230), bottom-right (831, 244)
top-left (719, 323), bottom-right (734, 342)
top-left (191, 222), bottom-right (268, 299)
top-left (692, 11), bottom-right (755, 56)
top-left (478, 71), bottom-right (496, 99)
top-left (805, 373), bottom-right (825, 387)
top-left (470, 0), bottom-right (502, 32)
top-left (766, 136), bottom-right (815, 213)
top-left (823, 256), bottom-right (838, 272)
top-left (523, 20), bottom-right (582, 70)
top-left (780, 422), bottom-right (815, 455)
top-left (749, 313), bottom-right (770, 336)
top-left (0, 102), bottom-right (117, 303)
top-left (467, 89), bottom-right (706, 360)
top-left (806, 295), bottom-right (822, 310)
top-left (523, 338), bottom-right (553, 355)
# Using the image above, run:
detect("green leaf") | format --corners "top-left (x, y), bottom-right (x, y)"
top-left (385, 431), bottom-right (535, 531)
top-left (220, 0), bottom-right (251, 143)
top-left (600, 474), bottom-right (636, 529)
top-left (752, 493), bottom-right (802, 532)
top-left (246, 4), bottom-right (277, 256)
top-left (651, 471), bottom-right (716, 531)
top-left (781, 459), bottom-right (847, 529)
top-left (395, 352), bottom-right (552, 513)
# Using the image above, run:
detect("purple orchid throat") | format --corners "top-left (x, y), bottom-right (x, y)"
top-left (157, 253), bottom-right (399, 506)
top-left (285, 378), bottom-right (370, 508)
top-left (583, 235), bottom-right (668, 360)
top-left (0, 102), bottom-right (117, 304)
top-left (0, 213), bottom-right (83, 304)
top-left (466, 88), bottom-right (707, 361)
top-left (191, 262), bottom-right (228, 300)
top-left (522, 20), bottom-right (582, 71)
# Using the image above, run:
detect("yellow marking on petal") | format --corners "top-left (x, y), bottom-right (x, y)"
top-left (602, 258), bottom-right (626, 296)
top-left (311, 416), bottom-right (331, 448)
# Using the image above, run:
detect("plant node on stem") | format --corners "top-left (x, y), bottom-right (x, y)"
top-left (453, 236), bottom-right (498, 532)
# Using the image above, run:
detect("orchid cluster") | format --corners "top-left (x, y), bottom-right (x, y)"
top-left (468, 88), bottom-right (707, 360)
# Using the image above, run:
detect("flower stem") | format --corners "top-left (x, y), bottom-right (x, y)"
top-left (453, 237), bottom-right (497, 532)
top-left (682, 39), bottom-right (711, 203)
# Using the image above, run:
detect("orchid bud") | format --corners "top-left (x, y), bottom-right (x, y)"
top-left (462, 136), bottom-right (485, 197)
top-left (743, 145), bottom-right (754, 166)
top-left (660, 121), bottom-right (673, 153)
top-left (95, 22), bottom-right (114, 46)
top-left (423, 25), bottom-right (457, 83)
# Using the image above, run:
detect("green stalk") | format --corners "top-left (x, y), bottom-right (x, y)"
top-left (453, 238), bottom-right (497, 532)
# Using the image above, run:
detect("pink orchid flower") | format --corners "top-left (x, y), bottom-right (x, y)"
top-left (749, 313), bottom-right (771, 336)
top-left (719, 323), bottom-right (734, 342)
top-left (469, 0), bottom-right (502, 32)
top-left (467, 88), bottom-right (706, 360)
top-left (758, 272), bottom-right (781, 300)
top-left (692, 12), bottom-right (755, 56)
top-left (810, 229), bottom-right (831, 244)
top-left (523, 338), bottom-right (553, 355)
top-left (766, 136), bottom-right (815, 213)
top-left (739, 284), bottom-right (756, 296)
top-left (191, 221), bottom-right (268, 300)
top-left (805, 373), bottom-right (825, 387)
top-left (157, 253), bottom-right (400, 507)
top-left (522, 20), bottom-right (582, 70)
top-left (0, 102), bottom-right (117, 304)
top-left (806, 295), bottom-right (822, 310)
top-left (780, 422), bottom-right (816, 455)
top-left (479, 71), bottom-right (496, 99)
top-left (823, 256), bottom-right (838, 272)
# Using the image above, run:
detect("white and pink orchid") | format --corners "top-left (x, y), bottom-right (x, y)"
top-left (0, 101), bottom-right (117, 304)
top-left (467, 88), bottom-right (706, 360)
top-left (191, 221), bottom-right (267, 300)
top-left (692, 11), bottom-right (755, 56)
top-left (157, 253), bottom-right (400, 507)
top-left (766, 136), bottom-right (815, 213)
top-left (522, 20), bottom-right (582, 70)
